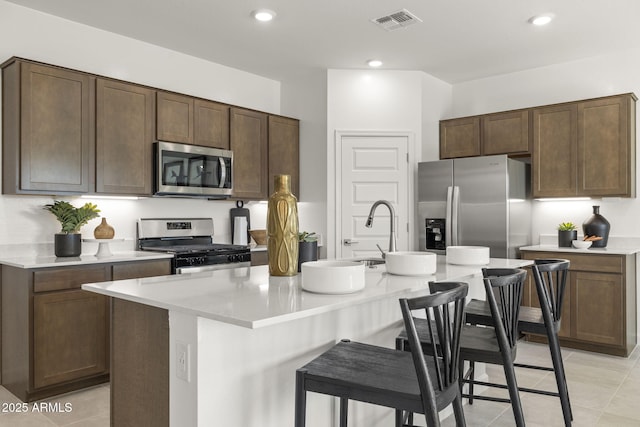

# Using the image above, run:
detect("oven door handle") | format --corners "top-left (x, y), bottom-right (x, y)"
top-left (176, 261), bottom-right (250, 274)
top-left (218, 158), bottom-right (226, 188)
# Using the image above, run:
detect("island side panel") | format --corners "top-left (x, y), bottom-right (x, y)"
top-left (111, 298), bottom-right (169, 427)
top-left (196, 296), bottom-right (405, 427)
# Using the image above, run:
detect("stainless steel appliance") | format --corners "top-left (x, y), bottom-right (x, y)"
top-left (418, 155), bottom-right (531, 258)
top-left (137, 218), bottom-right (251, 273)
top-left (155, 141), bottom-right (233, 198)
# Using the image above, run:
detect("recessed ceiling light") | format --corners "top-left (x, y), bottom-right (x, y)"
top-left (367, 59), bottom-right (383, 68)
top-left (529, 14), bottom-right (554, 26)
top-left (252, 9), bottom-right (276, 22)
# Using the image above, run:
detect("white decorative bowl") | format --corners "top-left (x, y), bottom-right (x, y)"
top-left (385, 251), bottom-right (437, 276)
top-left (301, 260), bottom-right (365, 294)
top-left (572, 240), bottom-right (592, 249)
top-left (446, 246), bottom-right (490, 265)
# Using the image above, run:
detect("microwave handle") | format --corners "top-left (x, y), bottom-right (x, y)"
top-left (218, 157), bottom-right (227, 188)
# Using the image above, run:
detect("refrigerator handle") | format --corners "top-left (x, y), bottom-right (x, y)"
top-left (446, 186), bottom-right (453, 247)
top-left (451, 186), bottom-right (460, 245)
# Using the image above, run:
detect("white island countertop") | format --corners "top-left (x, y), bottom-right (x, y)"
top-left (0, 250), bottom-right (174, 268)
top-left (82, 256), bottom-right (531, 329)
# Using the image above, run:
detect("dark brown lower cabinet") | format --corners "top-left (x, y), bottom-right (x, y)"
top-left (111, 299), bottom-right (169, 427)
top-left (521, 251), bottom-right (636, 357)
top-left (0, 258), bottom-right (171, 402)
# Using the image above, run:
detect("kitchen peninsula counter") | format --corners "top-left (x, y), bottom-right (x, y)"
top-left (83, 256), bottom-right (530, 427)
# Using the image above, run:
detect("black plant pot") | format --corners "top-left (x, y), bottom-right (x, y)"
top-left (298, 241), bottom-right (318, 272)
top-left (557, 230), bottom-right (577, 248)
top-left (55, 233), bottom-right (82, 257)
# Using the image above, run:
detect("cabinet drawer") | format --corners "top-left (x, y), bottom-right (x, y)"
top-left (33, 265), bottom-right (109, 293)
top-left (521, 251), bottom-right (623, 274)
top-left (112, 259), bottom-right (172, 280)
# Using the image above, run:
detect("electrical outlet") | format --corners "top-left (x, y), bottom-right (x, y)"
top-left (176, 341), bottom-right (190, 382)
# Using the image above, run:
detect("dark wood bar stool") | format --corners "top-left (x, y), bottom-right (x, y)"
top-left (295, 282), bottom-right (468, 427)
top-left (465, 259), bottom-right (572, 426)
top-left (397, 268), bottom-right (528, 427)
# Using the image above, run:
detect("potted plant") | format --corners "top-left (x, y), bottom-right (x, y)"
top-left (298, 231), bottom-right (318, 272)
top-left (557, 222), bottom-right (577, 248)
top-left (44, 200), bottom-right (100, 257)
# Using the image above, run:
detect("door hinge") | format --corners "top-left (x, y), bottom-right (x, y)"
top-left (406, 152), bottom-right (409, 163)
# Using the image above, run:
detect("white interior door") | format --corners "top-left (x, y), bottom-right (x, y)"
top-left (338, 134), bottom-right (410, 259)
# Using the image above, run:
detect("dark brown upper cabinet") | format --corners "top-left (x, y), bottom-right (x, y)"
top-left (96, 78), bottom-right (155, 195)
top-left (2, 59), bottom-right (94, 194)
top-left (157, 92), bottom-right (230, 150)
top-left (230, 108), bottom-right (268, 200)
top-left (439, 117), bottom-right (481, 159)
top-left (268, 115), bottom-right (300, 198)
top-left (533, 93), bottom-right (636, 198)
top-left (194, 99), bottom-right (230, 149)
top-left (481, 110), bottom-right (530, 156)
top-left (156, 91), bottom-right (194, 144)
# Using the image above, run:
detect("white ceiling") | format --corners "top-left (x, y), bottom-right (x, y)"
top-left (7, 0), bottom-right (640, 83)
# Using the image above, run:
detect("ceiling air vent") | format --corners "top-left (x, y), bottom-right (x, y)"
top-left (371, 9), bottom-right (422, 31)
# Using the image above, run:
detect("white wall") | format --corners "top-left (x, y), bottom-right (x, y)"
top-left (0, 1), bottom-right (284, 251)
top-left (326, 69), bottom-right (451, 257)
top-left (450, 48), bottom-right (640, 240)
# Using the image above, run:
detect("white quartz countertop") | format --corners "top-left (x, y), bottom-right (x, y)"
top-left (0, 251), bottom-right (174, 268)
top-left (520, 244), bottom-right (640, 255)
top-left (82, 256), bottom-right (531, 329)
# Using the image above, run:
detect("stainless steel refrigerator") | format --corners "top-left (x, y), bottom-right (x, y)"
top-left (418, 155), bottom-right (531, 259)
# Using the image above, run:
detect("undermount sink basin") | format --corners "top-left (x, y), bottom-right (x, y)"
top-left (301, 260), bottom-right (365, 294)
top-left (385, 251), bottom-right (437, 276)
top-left (446, 246), bottom-right (490, 266)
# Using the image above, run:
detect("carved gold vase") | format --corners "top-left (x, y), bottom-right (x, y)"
top-left (267, 175), bottom-right (299, 276)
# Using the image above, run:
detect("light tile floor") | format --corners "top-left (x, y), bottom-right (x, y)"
top-left (0, 341), bottom-right (638, 426)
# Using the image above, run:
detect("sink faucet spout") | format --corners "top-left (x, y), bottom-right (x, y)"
top-left (365, 200), bottom-right (397, 255)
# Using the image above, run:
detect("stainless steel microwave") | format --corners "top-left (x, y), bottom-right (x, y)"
top-left (154, 141), bottom-right (233, 198)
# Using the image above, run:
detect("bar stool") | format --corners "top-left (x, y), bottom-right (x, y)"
top-left (295, 281), bottom-right (468, 427)
top-left (397, 268), bottom-right (528, 427)
top-left (465, 259), bottom-right (572, 426)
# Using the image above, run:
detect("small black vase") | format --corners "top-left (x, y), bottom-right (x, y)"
top-left (583, 206), bottom-right (610, 248)
top-left (298, 241), bottom-right (318, 272)
top-left (558, 230), bottom-right (577, 248)
top-left (54, 233), bottom-right (82, 257)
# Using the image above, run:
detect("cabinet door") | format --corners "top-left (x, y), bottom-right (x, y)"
top-left (33, 290), bottom-right (109, 388)
top-left (194, 99), bottom-right (230, 149)
top-left (157, 92), bottom-right (194, 144)
top-left (532, 104), bottom-right (578, 198)
top-left (482, 110), bottom-right (530, 155)
top-left (571, 271), bottom-right (624, 346)
top-left (230, 108), bottom-right (268, 199)
top-left (268, 116), bottom-right (299, 198)
top-left (19, 62), bottom-right (93, 192)
top-left (577, 95), bottom-right (634, 197)
top-left (439, 117), bottom-right (480, 159)
top-left (96, 79), bottom-right (155, 195)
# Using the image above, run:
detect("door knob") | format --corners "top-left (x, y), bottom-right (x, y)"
top-left (343, 239), bottom-right (359, 246)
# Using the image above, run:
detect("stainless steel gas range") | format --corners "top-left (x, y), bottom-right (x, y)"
top-left (137, 218), bottom-right (251, 274)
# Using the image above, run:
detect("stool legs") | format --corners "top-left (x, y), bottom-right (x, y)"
top-left (340, 398), bottom-right (348, 427)
top-left (547, 332), bottom-right (573, 425)
top-left (295, 370), bottom-right (306, 427)
top-left (501, 356), bottom-right (525, 427)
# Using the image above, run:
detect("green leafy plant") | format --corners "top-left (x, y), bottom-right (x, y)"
top-left (43, 200), bottom-right (100, 234)
top-left (298, 231), bottom-right (318, 242)
top-left (557, 222), bottom-right (577, 231)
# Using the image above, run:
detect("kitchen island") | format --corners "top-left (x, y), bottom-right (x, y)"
top-left (82, 256), bottom-right (531, 427)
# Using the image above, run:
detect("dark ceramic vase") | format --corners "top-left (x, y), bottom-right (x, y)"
top-left (558, 230), bottom-right (577, 248)
top-left (298, 241), bottom-right (318, 272)
top-left (583, 205), bottom-right (610, 248)
top-left (54, 233), bottom-right (82, 257)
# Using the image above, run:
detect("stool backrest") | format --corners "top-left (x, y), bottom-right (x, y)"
top-left (481, 268), bottom-right (527, 349)
top-left (532, 259), bottom-right (570, 324)
top-left (399, 282), bottom-right (468, 416)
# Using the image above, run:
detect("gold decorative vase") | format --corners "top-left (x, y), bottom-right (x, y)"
top-left (94, 218), bottom-right (115, 239)
top-left (267, 175), bottom-right (299, 276)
